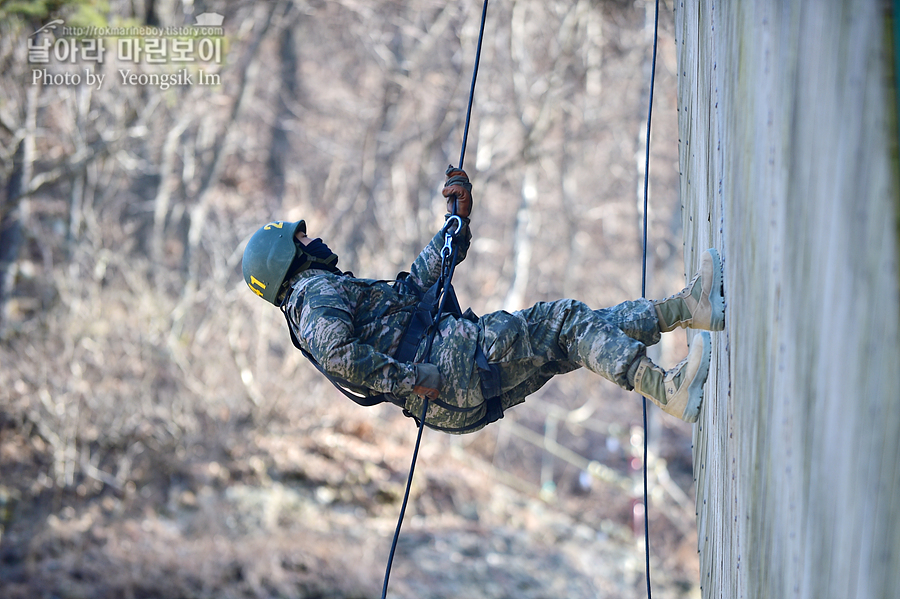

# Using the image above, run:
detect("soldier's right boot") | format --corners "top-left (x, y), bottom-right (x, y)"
top-left (653, 248), bottom-right (725, 332)
top-left (630, 331), bottom-right (711, 423)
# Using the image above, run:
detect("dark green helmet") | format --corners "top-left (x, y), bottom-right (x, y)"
top-left (242, 219), bottom-right (306, 305)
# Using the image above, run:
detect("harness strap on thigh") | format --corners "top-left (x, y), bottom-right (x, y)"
top-left (474, 345), bottom-right (501, 399)
top-left (474, 345), bottom-right (504, 426)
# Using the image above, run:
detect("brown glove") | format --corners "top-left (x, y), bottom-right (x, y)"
top-left (412, 363), bottom-right (441, 400)
top-left (442, 165), bottom-right (473, 218)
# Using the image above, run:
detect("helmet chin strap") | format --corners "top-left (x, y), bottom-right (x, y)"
top-left (302, 238), bottom-right (338, 261)
top-left (276, 241), bottom-right (344, 305)
top-left (292, 238), bottom-right (341, 274)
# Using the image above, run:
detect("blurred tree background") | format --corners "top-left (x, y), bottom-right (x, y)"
top-left (0, 0), bottom-right (699, 597)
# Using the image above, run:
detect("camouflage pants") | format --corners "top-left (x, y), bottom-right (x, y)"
top-left (482, 298), bottom-right (661, 393)
top-left (410, 298), bottom-right (660, 433)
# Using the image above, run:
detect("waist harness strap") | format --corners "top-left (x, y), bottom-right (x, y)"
top-left (394, 280), bottom-right (438, 364)
top-left (403, 342), bottom-right (505, 434)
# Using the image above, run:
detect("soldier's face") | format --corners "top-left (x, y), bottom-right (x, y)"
top-left (294, 230), bottom-right (312, 246)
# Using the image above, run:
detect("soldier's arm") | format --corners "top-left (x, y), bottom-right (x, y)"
top-left (297, 292), bottom-right (420, 397)
top-left (406, 217), bottom-right (471, 291)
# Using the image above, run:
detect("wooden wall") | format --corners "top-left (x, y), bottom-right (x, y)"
top-left (674, 2), bottom-right (900, 598)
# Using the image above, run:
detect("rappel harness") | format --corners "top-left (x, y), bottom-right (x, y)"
top-left (279, 217), bottom-right (504, 434)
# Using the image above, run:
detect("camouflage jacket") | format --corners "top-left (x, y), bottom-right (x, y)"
top-left (283, 222), bottom-right (479, 411)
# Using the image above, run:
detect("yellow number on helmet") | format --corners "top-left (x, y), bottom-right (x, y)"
top-left (248, 275), bottom-right (267, 297)
top-left (263, 221), bottom-right (284, 230)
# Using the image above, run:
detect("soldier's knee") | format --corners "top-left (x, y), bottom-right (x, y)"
top-left (553, 298), bottom-right (595, 324)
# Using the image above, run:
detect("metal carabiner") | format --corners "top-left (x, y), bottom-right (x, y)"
top-left (441, 233), bottom-right (454, 260)
top-left (440, 215), bottom-right (464, 260)
top-left (442, 215), bottom-right (464, 237)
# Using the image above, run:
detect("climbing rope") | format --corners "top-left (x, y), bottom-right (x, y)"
top-left (380, 3), bottom-right (489, 597)
top-left (640, 1), bottom-right (661, 597)
top-left (457, 0), bottom-right (489, 170)
top-left (380, 217), bottom-right (465, 599)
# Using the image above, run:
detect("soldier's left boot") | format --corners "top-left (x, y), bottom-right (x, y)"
top-left (653, 248), bottom-right (725, 332)
top-left (630, 331), bottom-right (711, 423)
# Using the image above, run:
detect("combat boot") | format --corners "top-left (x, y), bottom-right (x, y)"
top-left (631, 331), bottom-right (711, 423)
top-left (653, 248), bottom-right (725, 332)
